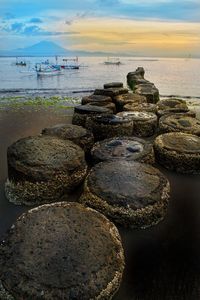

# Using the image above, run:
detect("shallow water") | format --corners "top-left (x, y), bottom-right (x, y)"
top-left (0, 56), bottom-right (200, 99)
top-left (0, 106), bottom-right (200, 300)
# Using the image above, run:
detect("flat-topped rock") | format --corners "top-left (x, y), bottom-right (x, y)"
top-left (124, 102), bottom-right (157, 114)
top-left (72, 105), bottom-right (112, 127)
top-left (114, 93), bottom-right (147, 111)
top-left (74, 104), bottom-right (111, 114)
top-left (154, 132), bottom-right (200, 174)
top-left (81, 94), bottom-right (112, 105)
top-left (104, 82), bottom-right (123, 89)
top-left (135, 83), bottom-right (160, 103)
top-left (117, 111), bottom-right (158, 137)
top-left (86, 114), bottom-right (133, 141)
top-left (94, 87), bottom-right (128, 99)
top-left (159, 114), bottom-right (200, 136)
top-left (156, 98), bottom-right (189, 117)
top-left (81, 95), bottom-right (116, 112)
top-left (91, 136), bottom-right (154, 164)
top-left (80, 161), bottom-right (170, 228)
top-left (0, 202), bottom-right (124, 300)
top-left (42, 124), bottom-right (94, 153)
top-left (5, 136), bottom-right (87, 205)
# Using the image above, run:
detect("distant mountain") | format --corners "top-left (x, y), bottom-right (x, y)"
top-left (0, 40), bottom-right (128, 57)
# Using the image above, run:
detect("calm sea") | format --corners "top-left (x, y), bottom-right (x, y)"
top-left (0, 56), bottom-right (200, 99)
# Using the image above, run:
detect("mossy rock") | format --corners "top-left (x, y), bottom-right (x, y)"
top-left (156, 98), bottom-right (189, 117)
top-left (117, 111), bottom-right (158, 137)
top-left (114, 93), bottom-right (146, 112)
top-left (154, 132), bottom-right (200, 174)
top-left (80, 161), bottom-right (170, 228)
top-left (72, 105), bottom-right (112, 127)
top-left (124, 102), bottom-right (157, 114)
top-left (94, 87), bottom-right (128, 99)
top-left (104, 82), bottom-right (123, 89)
top-left (42, 123), bottom-right (94, 153)
top-left (85, 114), bottom-right (133, 141)
top-left (0, 202), bottom-right (124, 300)
top-left (135, 84), bottom-right (160, 103)
top-left (159, 114), bottom-right (200, 136)
top-left (5, 136), bottom-right (87, 205)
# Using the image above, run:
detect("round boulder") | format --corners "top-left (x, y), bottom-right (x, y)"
top-left (5, 136), bottom-right (87, 205)
top-left (156, 98), bottom-right (189, 117)
top-left (42, 124), bottom-right (94, 153)
top-left (91, 136), bottom-right (154, 164)
top-left (104, 82), bottom-right (123, 89)
top-left (159, 114), bottom-right (200, 136)
top-left (85, 114), bottom-right (133, 141)
top-left (117, 111), bottom-right (158, 137)
top-left (114, 93), bottom-right (146, 112)
top-left (0, 202), bottom-right (125, 300)
top-left (72, 105), bottom-right (112, 127)
top-left (80, 161), bottom-right (170, 228)
top-left (94, 87), bottom-right (128, 100)
top-left (154, 132), bottom-right (200, 174)
top-left (124, 102), bottom-right (157, 114)
top-left (81, 94), bottom-right (112, 105)
top-left (135, 84), bottom-right (159, 103)
top-left (81, 94), bottom-right (115, 113)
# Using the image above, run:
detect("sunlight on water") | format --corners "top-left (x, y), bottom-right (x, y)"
top-left (0, 56), bottom-right (200, 98)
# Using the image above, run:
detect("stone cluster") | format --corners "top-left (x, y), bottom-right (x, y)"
top-left (1, 67), bottom-right (200, 299)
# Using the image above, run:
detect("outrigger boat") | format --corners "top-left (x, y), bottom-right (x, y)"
top-left (35, 63), bottom-right (62, 76)
top-left (104, 57), bottom-right (121, 65)
top-left (60, 57), bottom-right (80, 69)
top-left (15, 57), bottom-right (26, 66)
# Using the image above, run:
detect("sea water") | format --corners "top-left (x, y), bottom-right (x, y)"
top-left (0, 56), bottom-right (200, 99)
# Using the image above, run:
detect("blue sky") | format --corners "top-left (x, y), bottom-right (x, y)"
top-left (0, 0), bottom-right (200, 56)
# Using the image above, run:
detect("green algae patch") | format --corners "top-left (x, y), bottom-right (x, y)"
top-left (0, 96), bottom-right (80, 112)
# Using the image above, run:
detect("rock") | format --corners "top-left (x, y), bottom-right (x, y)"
top-left (135, 84), bottom-right (160, 103)
top-left (117, 111), bottom-right (158, 137)
top-left (124, 102), bottom-right (157, 114)
top-left (154, 132), bottom-right (200, 174)
top-left (42, 124), bottom-right (94, 153)
top-left (5, 136), bottom-right (87, 205)
top-left (159, 114), bottom-right (200, 136)
top-left (87, 102), bottom-right (116, 113)
top-left (114, 93), bottom-right (146, 112)
top-left (0, 202), bottom-right (125, 300)
top-left (72, 105), bottom-right (112, 127)
top-left (81, 94), bottom-right (112, 105)
top-left (104, 82), bottom-right (123, 89)
top-left (94, 87), bottom-right (128, 99)
top-left (80, 161), bottom-right (170, 228)
top-left (156, 98), bottom-right (189, 117)
top-left (127, 67), bottom-right (148, 89)
top-left (91, 136), bottom-right (155, 164)
top-left (85, 114), bottom-right (133, 141)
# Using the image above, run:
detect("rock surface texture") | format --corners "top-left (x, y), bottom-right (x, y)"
top-left (5, 136), bottom-right (87, 205)
top-left (117, 111), bottom-right (158, 137)
top-left (72, 104), bottom-right (112, 127)
top-left (154, 132), bottom-right (200, 174)
top-left (159, 114), bottom-right (200, 136)
top-left (91, 136), bottom-right (155, 164)
top-left (0, 202), bottom-right (125, 300)
top-left (86, 114), bottom-right (133, 141)
top-left (42, 123), bottom-right (94, 153)
top-left (80, 161), bottom-right (170, 228)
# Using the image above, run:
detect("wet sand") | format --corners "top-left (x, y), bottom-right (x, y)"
top-left (0, 104), bottom-right (200, 300)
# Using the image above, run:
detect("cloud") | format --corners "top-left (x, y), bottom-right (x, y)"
top-left (29, 17), bottom-right (43, 23)
top-left (1, 22), bottom-right (78, 36)
top-left (65, 11), bottom-right (91, 26)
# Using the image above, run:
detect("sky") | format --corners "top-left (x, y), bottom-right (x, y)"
top-left (0, 0), bottom-right (200, 57)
